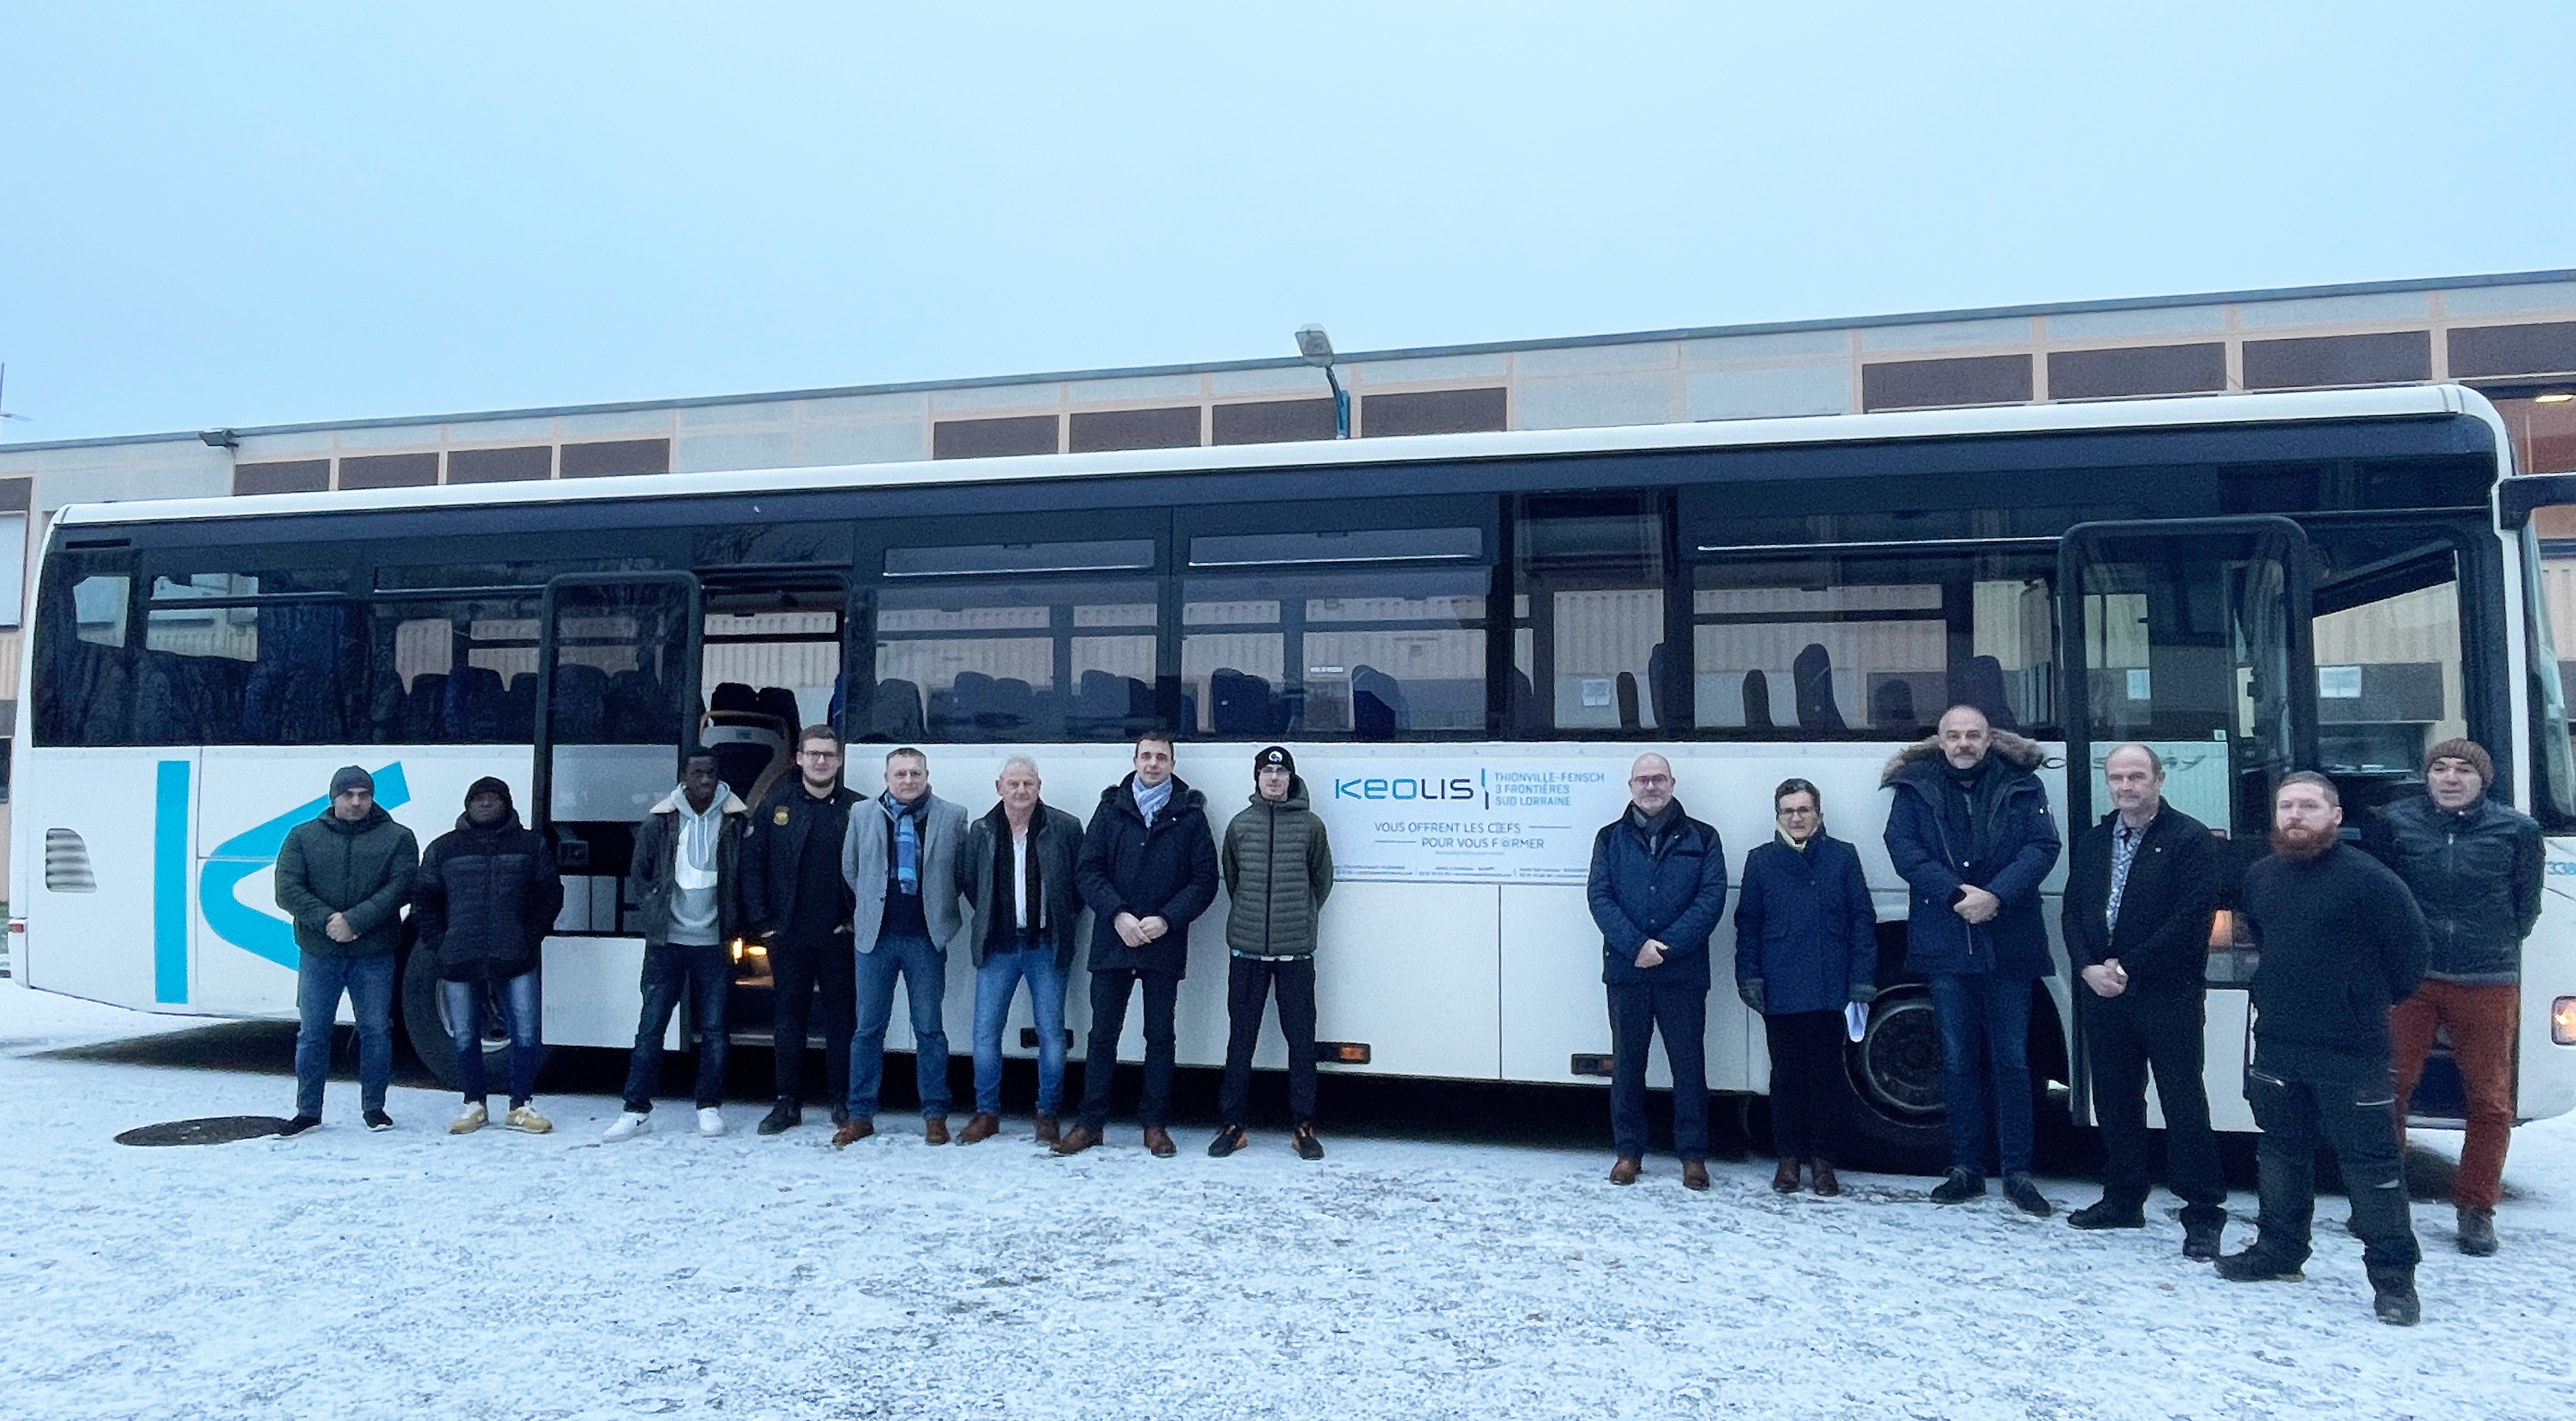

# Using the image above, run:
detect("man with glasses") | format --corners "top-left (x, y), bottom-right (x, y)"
top-left (1587, 752), bottom-right (1729, 1189)
top-left (741, 725), bottom-right (863, 1135)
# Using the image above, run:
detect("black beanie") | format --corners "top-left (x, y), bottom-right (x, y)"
top-left (329, 765), bottom-right (373, 798)
top-left (465, 776), bottom-right (515, 811)
top-left (1255, 745), bottom-right (1295, 776)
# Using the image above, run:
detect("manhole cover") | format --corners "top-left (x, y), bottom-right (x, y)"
top-left (115, 1115), bottom-right (295, 1147)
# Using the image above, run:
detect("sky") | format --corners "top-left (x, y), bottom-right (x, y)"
top-left (2, 1), bottom-right (2571, 443)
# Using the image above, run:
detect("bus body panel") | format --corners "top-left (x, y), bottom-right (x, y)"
top-left (2522, 837), bottom-right (2576, 1122)
top-left (18, 747), bottom-right (184, 1012)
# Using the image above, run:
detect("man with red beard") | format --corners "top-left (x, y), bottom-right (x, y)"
top-left (2216, 772), bottom-right (2430, 1326)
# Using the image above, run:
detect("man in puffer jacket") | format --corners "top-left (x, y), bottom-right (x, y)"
top-left (1209, 746), bottom-right (1336, 1162)
top-left (1882, 704), bottom-right (2061, 1216)
top-left (412, 777), bottom-right (564, 1135)
top-left (275, 765), bottom-right (419, 1137)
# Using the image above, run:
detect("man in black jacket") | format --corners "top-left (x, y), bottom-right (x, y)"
top-left (1055, 732), bottom-right (1220, 1158)
top-left (741, 726), bottom-right (863, 1136)
top-left (2217, 772), bottom-right (2431, 1326)
top-left (2059, 744), bottom-right (2224, 1257)
top-left (413, 777), bottom-right (563, 1135)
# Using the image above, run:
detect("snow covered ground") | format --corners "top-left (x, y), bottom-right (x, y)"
top-left (1, 982), bottom-right (2569, 1421)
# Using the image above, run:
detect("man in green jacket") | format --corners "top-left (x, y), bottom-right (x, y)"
top-left (274, 765), bottom-right (420, 1136)
top-left (1210, 745), bottom-right (1335, 1161)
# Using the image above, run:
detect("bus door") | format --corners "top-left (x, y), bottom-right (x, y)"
top-left (2057, 517), bottom-right (2317, 1132)
top-left (530, 571), bottom-right (703, 1050)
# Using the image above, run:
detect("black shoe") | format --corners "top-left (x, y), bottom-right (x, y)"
top-left (2182, 1218), bottom-right (2224, 1262)
top-left (2367, 1265), bottom-right (2421, 1326)
top-left (2214, 1247), bottom-right (2304, 1282)
top-left (757, 1102), bottom-right (801, 1136)
top-left (1928, 1168), bottom-right (1985, 1205)
top-left (279, 1114), bottom-right (322, 1137)
top-left (2457, 1206), bottom-right (2498, 1257)
top-left (2067, 1200), bottom-right (2144, 1231)
top-left (2001, 1174), bottom-right (2051, 1218)
top-left (1291, 1123), bottom-right (1325, 1162)
top-left (362, 1109), bottom-right (394, 1133)
top-left (1208, 1123), bottom-right (1248, 1158)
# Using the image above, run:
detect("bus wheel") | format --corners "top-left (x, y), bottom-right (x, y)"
top-left (1839, 987), bottom-right (1950, 1175)
top-left (400, 945), bottom-right (546, 1098)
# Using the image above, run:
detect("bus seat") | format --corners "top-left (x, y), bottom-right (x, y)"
top-left (754, 686), bottom-right (800, 737)
top-left (1742, 669), bottom-right (1774, 729)
top-left (549, 664), bottom-right (611, 742)
top-left (1212, 668), bottom-right (1275, 737)
top-left (710, 681), bottom-right (759, 714)
top-left (862, 678), bottom-right (924, 743)
top-left (1353, 664), bottom-right (1405, 741)
top-left (1870, 679), bottom-right (1917, 733)
top-left (1074, 670), bottom-right (1132, 739)
top-left (1647, 643), bottom-right (1686, 729)
top-left (1615, 671), bottom-right (1641, 731)
top-left (950, 671), bottom-right (997, 740)
top-left (1793, 643), bottom-right (1847, 731)
top-left (989, 677), bottom-right (1036, 739)
top-left (402, 673), bottom-right (448, 742)
top-left (606, 669), bottom-right (675, 744)
top-left (445, 666), bottom-right (508, 742)
top-left (1948, 654), bottom-right (2018, 729)
top-left (1510, 667), bottom-right (1539, 735)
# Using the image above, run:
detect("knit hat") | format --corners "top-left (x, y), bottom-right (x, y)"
top-left (1255, 745), bottom-right (1295, 776)
top-left (2424, 737), bottom-right (2493, 785)
top-left (329, 765), bottom-right (373, 798)
top-left (464, 776), bottom-right (515, 810)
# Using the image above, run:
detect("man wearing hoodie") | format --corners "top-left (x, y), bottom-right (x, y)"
top-left (1881, 703), bottom-right (2062, 1216)
top-left (832, 746), bottom-right (971, 1149)
top-left (274, 765), bottom-right (420, 1136)
top-left (411, 776), bottom-right (563, 1135)
top-left (1055, 731), bottom-right (1220, 1158)
top-left (954, 755), bottom-right (1087, 1145)
top-left (606, 751), bottom-right (749, 1142)
top-left (1210, 745), bottom-right (1336, 1162)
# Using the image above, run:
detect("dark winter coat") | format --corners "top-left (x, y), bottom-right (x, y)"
top-left (957, 800), bottom-right (1087, 969)
top-left (1220, 778), bottom-right (1335, 958)
top-left (2241, 842), bottom-right (2429, 1081)
top-left (739, 779), bottom-right (862, 940)
top-left (628, 787), bottom-right (749, 950)
top-left (1733, 831), bottom-right (1877, 1015)
top-left (1587, 800), bottom-right (1729, 989)
top-left (274, 805), bottom-right (420, 960)
top-left (2059, 802), bottom-right (2219, 997)
top-left (1881, 731), bottom-right (2061, 978)
top-left (1076, 774), bottom-right (1221, 978)
top-left (411, 812), bottom-right (564, 983)
top-left (2377, 793), bottom-right (2543, 985)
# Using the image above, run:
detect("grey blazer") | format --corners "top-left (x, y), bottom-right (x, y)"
top-left (842, 791), bottom-right (971, 956)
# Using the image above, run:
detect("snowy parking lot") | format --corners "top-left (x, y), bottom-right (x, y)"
top-left (1, 982), bottom-right (2569, 1421)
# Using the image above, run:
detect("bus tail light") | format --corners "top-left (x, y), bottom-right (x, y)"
top-left (2553, 997), bottom-right (2576, 1047)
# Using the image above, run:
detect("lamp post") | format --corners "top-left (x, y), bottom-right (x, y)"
top-left (1295, 324), bottom-right (1350, 439)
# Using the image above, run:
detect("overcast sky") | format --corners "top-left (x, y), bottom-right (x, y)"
top-left (3, 2), bottom-right (2570, 442)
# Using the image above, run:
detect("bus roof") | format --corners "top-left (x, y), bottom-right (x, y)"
top-left (53, 383), bottom-right (2491, 530)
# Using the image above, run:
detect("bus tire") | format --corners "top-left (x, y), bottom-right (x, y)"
top-left (1837, 985), bottom-right (1950, 1175)
top-left (400, 943), bottom-right (546, 1097)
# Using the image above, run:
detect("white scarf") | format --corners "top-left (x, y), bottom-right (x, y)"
top-left (673, 789), bottom-right (724, 890)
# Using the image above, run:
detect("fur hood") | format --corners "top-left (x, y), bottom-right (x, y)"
top-left (1880, 728), bottom-right (2045, 787)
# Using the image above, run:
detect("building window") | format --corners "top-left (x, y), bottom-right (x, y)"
top-left (2241, 331), bottom-right (2430, 390)
top-left (560, 438), bottom-right (672, 478)
top-left (1862, 355), bottom-right (2034, 411)
top-left (1212, 398), bottom-right (1338, 446)
top-left (2046, 344), bottom-right (2225, 400)
top-left (1070, 406), bottom-right (1201, 453)
top-left (2448, 322), bottom-right (2576, 380)
top-left (338, 452), bottom-right (439, 490)
top-left (931, 416), bottom-right (1060, 460)
top-left (448, 446), bottom-right (554, 484)
top-left (1362, 388), bottom-right (1508, 437)
top-left (233, 460), bottom-right (330, 496)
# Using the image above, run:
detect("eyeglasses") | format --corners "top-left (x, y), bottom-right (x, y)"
top-left (797, 749), bottom-right (843, 761)
top-left (1776, 805), bottom-right (1819, 818)
top-left (1628, 774), bottom-right (1673, 788)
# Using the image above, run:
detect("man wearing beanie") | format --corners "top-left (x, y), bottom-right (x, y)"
top-left (1210, 745), bottom-right (1336, 1161)
top-left (412, 777), bottom-right (563, 1135)
top-left (274, 765), bottom-right (419, 1135)
top-left (2375, 737), bottom-right (2542, 1257)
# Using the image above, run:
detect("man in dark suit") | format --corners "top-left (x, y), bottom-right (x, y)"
top-left (2060, 743), bottom-right (2225, 1259)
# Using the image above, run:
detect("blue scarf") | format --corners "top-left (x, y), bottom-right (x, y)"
top-left (883, 791), bottom-right (922, 896)
top-left (1132, 776), bottom-right (1173, 827)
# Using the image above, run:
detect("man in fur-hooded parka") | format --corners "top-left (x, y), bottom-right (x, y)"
top-left (1880, 706), bottom-right (2061, 978)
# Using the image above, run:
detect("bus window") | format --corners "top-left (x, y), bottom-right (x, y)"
top-left (1511, 493), bottom-right (1671, 736)
top-left (1182, 567), bottom-right (1487, 739)
top-left (2525, 508), bottom-right (2576, 827)
top-left (871, 579), bottom-right (1158, 743)
top-left (2309, 538), bottom-right (2465, 777)
top-left (365, 594), bottom-right (544, 744)
top-left (34, 565), bottom-right (134, 745)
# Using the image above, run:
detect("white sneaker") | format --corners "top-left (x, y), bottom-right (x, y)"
top-left (604, 1111), bottom-right (651, 1142)
top-left (503, 1104), bottom-right (553, 1135)
top-left (448, 1102), bottom-right (488, 1135)
top-left (697, 1107), bottom-right (727, 1137)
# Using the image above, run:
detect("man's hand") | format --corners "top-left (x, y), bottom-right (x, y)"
top-left (1633, 938), bottom-right (1667, 971)
top-left (1954, 885), bottom-right (2000, 924)
top-left (1113, 912), bottom-right (1149, 948)
top-left (324, 912), bottom-right (357, 945)
top-left (1140, 915), bottom-right (1170, 943)
top-left (1737, 978), bottom-right (1765, 1014)
top-left (2080, 961), bottom-right (2128, 999)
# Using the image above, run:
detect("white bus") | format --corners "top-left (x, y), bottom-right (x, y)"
top-left (16, 384), bottom-right (2576, 1167)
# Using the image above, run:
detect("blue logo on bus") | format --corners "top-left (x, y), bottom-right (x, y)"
top-left (193, 763), bottom-right (411, 971)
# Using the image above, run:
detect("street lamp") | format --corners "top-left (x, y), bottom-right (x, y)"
top-left (1295, 323), bottom-right (1350, 439)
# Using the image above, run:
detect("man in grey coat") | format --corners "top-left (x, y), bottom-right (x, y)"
top-left (834, 746), bottom-right (971, 1148)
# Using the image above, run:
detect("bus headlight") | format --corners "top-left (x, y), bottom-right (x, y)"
top-left (2555, 997), bottom-right (2576, 1046)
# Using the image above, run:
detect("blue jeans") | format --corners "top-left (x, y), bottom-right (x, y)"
top-left (621, 943), bottom-right (733, 1112)
top-left (972, 945), bottom-right (1066, 1117)
top-left (849, 933), bottom-right (951, 1119)
top-left (294, 952), bottom-right (397, 1119)
top-left (1929, 971), bottom-right (2035, 1177)
top-left (444, 969), bottom-right (543, 1107)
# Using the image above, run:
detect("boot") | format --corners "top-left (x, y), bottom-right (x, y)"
top-left (957, 1113), bottom-right (1001, 1145)
top-left (923, 1116), bottom-right (951, 1146)
top-left (1680, 1160), bottom-right (1710, 1192)
top-left (757, 1100), bottom-right (800, 1136)
top-left (830, 1117), bottom-right (875, 1149)
top-left (1142, 1126), bottom-right (1177, 1158)
top-left (1609, 1156), bottom-right (1641, 1186)
top-left (1808, 1161), bottom-right (1841, 1197)
top-left (1771, 1158), bottom-right (1801, 1194)
top-left (2456, 1206), bottom-right (2498, 1257)
top-left (2214, 1245), bottom-right (2304, 1282)
top-left (1928, 1168), bottom-right (1984, 1205)
top-left (2367, 1264), bottom-right (2421, 1326)
top-left (1033, 1113), bottom-right (1061, 1145)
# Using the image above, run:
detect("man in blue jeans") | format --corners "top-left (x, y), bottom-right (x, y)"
top-left (834, 746), bottom-right (970, 1149)
top-left (274, 765), bottom-right (418, 1135)
top-left (954, 755), bottom-right (1085, 1145)
top-left (606, 752), bottom-right (750, 1142)
top-left (1882, 704), bottom-right (2062, 1216)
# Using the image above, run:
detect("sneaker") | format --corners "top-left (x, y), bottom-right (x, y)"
top-left (1929, 1168), bottom-right (1985, 1205)
top-left (448, 1102), bottom-right (488, 1135)
top-left (1208, 1123), bottom-right (1248, 1158)
top-left (2066, 1200), bottom-right (2145, 1231)
top-left (2367, 1264), bottom-right (2422, 1326)
top-left (604, 1111), bottom-right (651, 1143)
top-left (2002, 1174), bottom-right (2051, 1218)
top-left (757, 1101), bottom-right (800, 1136)
top-left (696, 1107), bottom-right (728, 1137)
top-left (362, 1109), bottom-right (395, 1133)
top-left (278, 1114), bottom-right (322, 1137)
top-left (503, 1104), bottom-right (553, 1135)
top-left (2214, 1246), bottom-right (2304, 1282)
top-left (1291, 1123), bottom-right (1325, 1162)
top-left (2181, 1218), bottom-right (2224, 1262)
top-left (2457, 1206), bottom-right (2499, 1257)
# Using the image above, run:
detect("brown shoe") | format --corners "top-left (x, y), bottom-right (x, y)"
top-left (830, 1117), bottom-right (875, 1150)
top-left (1771, 1157), bottom-right (1802, 1194)
top-left (924, 1116), bottom-right (950, 1146)
top-left (1143, 1126), bottom-right (1177, 1158)
top-left (1051, 1123), bottom-right (1101, 1156)
top-left (1609, 1156), bottom-right (1642, 1186)
top-left (1033, 1113), bottom-right (1062, 1145)
top-left (1682, 1160), bottom-right (1710, 1192)
top-left (957, 1113), bottom-right (1000, 1145)
top-left (1809, 1162), bottom-right (1842, 1197)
